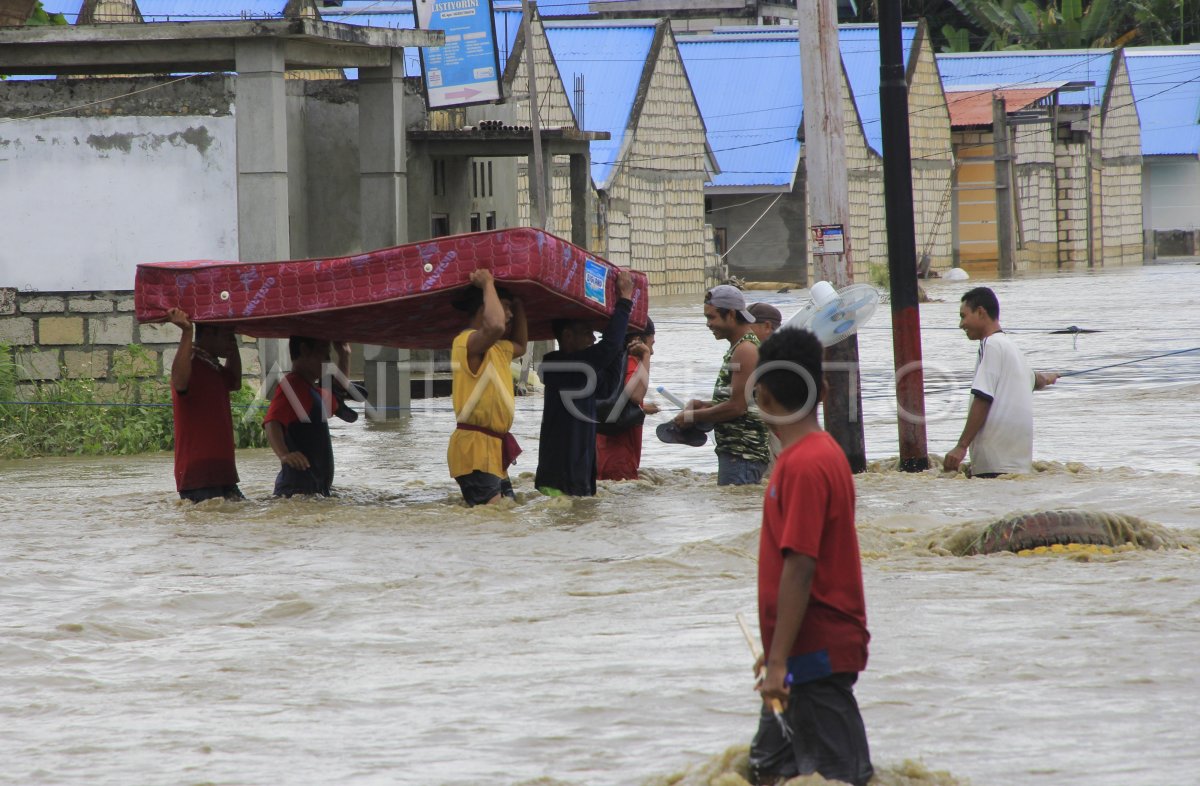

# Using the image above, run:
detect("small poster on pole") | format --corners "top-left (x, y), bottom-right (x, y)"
top-left (415, 0), bottom-right (502, 109)
top-left (811, 224), bottom-right (845, 255)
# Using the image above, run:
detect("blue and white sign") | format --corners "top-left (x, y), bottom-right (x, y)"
top-left (415, 0), bottom-right (502, 109)
top-left (584, 258), bottom-right (608, 307)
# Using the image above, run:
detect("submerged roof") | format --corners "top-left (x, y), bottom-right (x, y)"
top-left (677, 36), bottom-right (803, 191)
top-left (543, 22), bottom-right (657, 188)
top-left (1125, 48), bottom-right (1200, 157)
top-left (937, 49), bottom-right (1115, 108)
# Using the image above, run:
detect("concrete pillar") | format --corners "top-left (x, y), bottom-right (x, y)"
top-left (359, 47), bottom-right (411, 420)
top-left (235, 39), bottom-right (291, 380)
top-left (569, 152), bottom-right (590, 249)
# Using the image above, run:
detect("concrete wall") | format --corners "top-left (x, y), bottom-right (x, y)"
top-left (707, 187), bottom-right (808, 284)
top-left (1143, 157), bottom-right (1200, 233)
top-left (0, 76), bottom-right (239, 292)
top-left (0, 288), bottom-right (260, 396)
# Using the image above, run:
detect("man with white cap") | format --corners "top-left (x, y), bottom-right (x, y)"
top-left (674, 284), bottom-right (772, 485)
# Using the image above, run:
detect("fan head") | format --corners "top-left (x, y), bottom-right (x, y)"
top-left (783, 281), bottom-right (880, 347)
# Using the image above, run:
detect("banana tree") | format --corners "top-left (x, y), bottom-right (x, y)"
top-left (940, 0), bottom-right (1124, 51)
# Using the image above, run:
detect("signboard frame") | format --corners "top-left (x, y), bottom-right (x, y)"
top-left (414, 0), bottom-right (503, 110)
top-left (811, 223), bottom-right (846, 255)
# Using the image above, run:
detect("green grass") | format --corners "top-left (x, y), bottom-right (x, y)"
top-left (0, 343), bottom-right (268, 459)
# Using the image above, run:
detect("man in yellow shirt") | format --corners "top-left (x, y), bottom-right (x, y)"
top-left (447, 269), bottom-right (528, 505)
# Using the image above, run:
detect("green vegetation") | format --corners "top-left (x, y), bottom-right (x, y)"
top-left (868, 262), bottom-right (891, 291)
top-left (843, 0), bottom-right (1200, 52)
top-left (0, 343), bottom-right (268, 459)
top-left (25, 0), bottom-right (67, 25)
top-left (937, 0), bottom-right (1199, 51)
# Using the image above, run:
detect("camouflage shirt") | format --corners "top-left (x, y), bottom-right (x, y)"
top-left (712, 331), bottom-right (772, 464)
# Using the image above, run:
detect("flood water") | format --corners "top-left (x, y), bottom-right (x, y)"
top-left (3, 263), bottom-right (1200, 786)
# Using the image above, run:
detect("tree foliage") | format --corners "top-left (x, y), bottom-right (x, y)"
top-left (848, 0), bottom-right (1200, 52)
top-left (25, 0), bottom-right (68, 25)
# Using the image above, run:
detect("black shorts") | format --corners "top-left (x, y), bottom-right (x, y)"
top-left (455, 471), bottom-right (515, 507)
top-left (749, 672), bottom-right (873, 786)
top-left (179, 484), bottom-right (245, 503)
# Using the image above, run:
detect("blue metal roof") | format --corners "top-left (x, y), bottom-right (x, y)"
top-left (136, 0), bottom-right (284, 20)
top-left (838, 24), bottom-right (916, 155)
top-left (1126, 50), bottom-right (1200, 156)
top-left (544, 23), bottom-right (656, 188)
top-left (937, 50), bottom-right (1114, 109)
top-left (678, 37), bottom-right (803, 190)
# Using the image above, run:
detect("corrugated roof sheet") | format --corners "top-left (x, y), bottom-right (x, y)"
top-left (945, 86), bottom-right (1060, 128)
top-left (688, 24), bottom-right (916, 161)
top-left (1126, 49), bottom-right (1200, 157)
top-left (838, 24), bottom-right (916, 155)
top-left (136, 0), bottom-right (284, 20)
top-left (543, 23), bottom-right (656, 188)
top-left (678, 37), bottom-right (803, 190)
top-left (937, 50), bottom-right (1114, 109)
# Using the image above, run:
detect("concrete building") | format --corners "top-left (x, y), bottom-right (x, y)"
top-left (1125, 46), bottom-right (1200, 258)
top-left (0, 18), bottom-right (440, 402)
top-left (506, 12), bottom-right (721, 294)
top-left (677, 22), bottom-right (953, 284)
top-left (939, 49), bottom-right (1144, 271)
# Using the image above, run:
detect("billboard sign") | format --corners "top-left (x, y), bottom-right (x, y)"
top-left (415, 0), bottom-right (502, 109)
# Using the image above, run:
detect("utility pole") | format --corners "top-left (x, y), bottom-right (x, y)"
top-left (878, 0), bottom-right (929, 471)
top-left (797, 0), bottom-right (866, 472)
top-left (992, 95), bottom-right (1016, 277)
top-left (521, 0), bottom-right (549, 230)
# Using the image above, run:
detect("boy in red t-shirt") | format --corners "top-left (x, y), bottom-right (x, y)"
top-left (167, 308), bottom-right (244, 503)
top-left (263, 336), bottom-right (352, 497)
top-left (748, 327), bottom-right (873, 786)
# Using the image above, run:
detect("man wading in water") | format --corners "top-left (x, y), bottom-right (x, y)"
top-left (944, 286), bottom-right (1059, 477)
top-left (447, 269), bottom-right (528, 506)
top-left (674, 285), bottom-right (772, 485)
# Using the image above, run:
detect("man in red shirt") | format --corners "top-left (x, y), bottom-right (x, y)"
top-left (749, 327), bottom-right (873, 786)
top-left (167, 308), bottom-right (244, 502)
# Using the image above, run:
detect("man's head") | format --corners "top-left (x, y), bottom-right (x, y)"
top-left (753, 327), bottom-right (824, 424)
top-left (748, 302), bottom-right (782, 342)
top-left (552, 318), bottom-right (597, 353)
top-left (194, 323), bottom-right (236, 358)
top-left (704, 285), bottom-right (756, 341)
top-left (455, 285), bottom-right (516, 333)
top-left (959, 287), bottom-right (1000, 341)
top-left (288, 335), bottom-right (332, 381)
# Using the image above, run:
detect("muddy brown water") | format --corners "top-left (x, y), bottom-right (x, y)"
top-left (2, 264), bottom-right (1199, 785)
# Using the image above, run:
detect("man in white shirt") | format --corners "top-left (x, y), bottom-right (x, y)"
top-left (944, 287), bottom-right (1059, 477)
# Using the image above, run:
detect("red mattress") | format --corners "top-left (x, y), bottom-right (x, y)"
top-left (134, 228), bottom-right (649, 349)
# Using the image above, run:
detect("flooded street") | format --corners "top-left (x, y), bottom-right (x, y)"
top-left (2, 263), bottom-right (1200, 786)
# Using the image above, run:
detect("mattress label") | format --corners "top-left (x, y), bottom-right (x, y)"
top-left (584, 259), bottom-right (607, 308)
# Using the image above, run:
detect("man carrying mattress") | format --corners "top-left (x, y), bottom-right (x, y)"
top-left (448, 269), bottom-right (528, 506)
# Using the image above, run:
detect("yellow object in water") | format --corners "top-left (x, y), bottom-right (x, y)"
top-left (1017, 542), bottom-right (1124, 557)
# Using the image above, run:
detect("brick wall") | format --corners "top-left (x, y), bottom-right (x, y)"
top-left (610, 28), bottom-right (714, 295)
top-left (0, 289), bottom-right (260, 397)
top-left (1099, 59), bottom-right (1144, 266)
top-left (906, 31), bottom-right (955, 274)
top-left (1013, 125), bottom-right (1060, 269)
